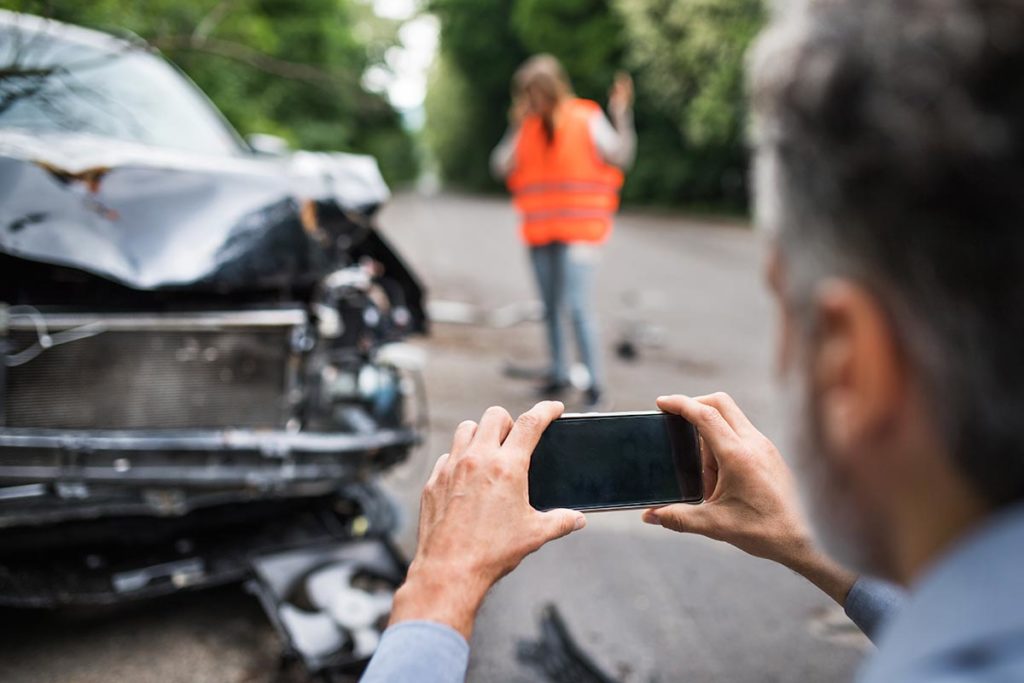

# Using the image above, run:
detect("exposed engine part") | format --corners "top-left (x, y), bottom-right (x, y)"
top-left (3, 308), bottom-right (304, 430)
top-left (2, 304), bottom-right (106, 367)
top-left (0, 291), bottom-right (427, 527)
top-left (248, 538), bottom-right (406, 676)
top-left (0, 485), bottom-right (401, 609)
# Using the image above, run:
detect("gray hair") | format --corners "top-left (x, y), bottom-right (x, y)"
top-left (749, 0), bottom-right (1024, 506)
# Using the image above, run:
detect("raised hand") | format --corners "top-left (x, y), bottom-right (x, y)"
top-left (608, 70), bottom-right (634, 119)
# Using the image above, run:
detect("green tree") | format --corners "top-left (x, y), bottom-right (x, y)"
top-left (425, 0), bottom-right (765, 208)
top-left (423, 51), bottom-right (479, 184)
top-left (511, 0), bottom-right (624, 101)
top-left (1, 0), bottom-right (418, 184)
top-left (426, 0), bottom-right (527, 190)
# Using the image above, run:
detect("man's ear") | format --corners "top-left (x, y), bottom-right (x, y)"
top-left (811, 279), bottom-right (905, 460)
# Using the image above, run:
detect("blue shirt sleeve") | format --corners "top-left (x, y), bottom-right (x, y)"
top-left (844, 576), bottom-right (906, 642)
top-left (361, 620), bottom-right (470, 683)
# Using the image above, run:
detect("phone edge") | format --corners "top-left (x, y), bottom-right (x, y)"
top-left (559, 410), bottom-right (663, 418)
top-left (536, 496), bottom-right (704, 513)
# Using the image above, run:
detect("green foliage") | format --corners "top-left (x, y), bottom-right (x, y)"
top-left (425, 0), bottom-right (764, 207)
top-left (423, 51), bottom-right (478, 183)
top-left (426, 0), bottom-right (527, 190)
top-left (616, 0), bottom-right (764, 148)
top-left (1, 0), bottom-right (418, 184)
top-left (511, 0), bottom-right (624, 100)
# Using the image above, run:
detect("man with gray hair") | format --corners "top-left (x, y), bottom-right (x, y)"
top-left (362, 0), bottom-right (1024, 680)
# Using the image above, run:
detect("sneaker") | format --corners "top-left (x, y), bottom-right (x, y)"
top-left (536, 380), bottom-right (571, 398)
top-left (582, 387), bottom-right (607, 411)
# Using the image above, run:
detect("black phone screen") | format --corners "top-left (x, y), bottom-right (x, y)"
top-left (528, 412), bottom-right (703, 512)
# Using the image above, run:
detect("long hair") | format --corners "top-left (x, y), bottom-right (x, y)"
top-left (513, 54), bottom-right (573, 142)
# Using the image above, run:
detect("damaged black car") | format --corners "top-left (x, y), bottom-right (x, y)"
top-left (0, 10), bottom-right (426, 677)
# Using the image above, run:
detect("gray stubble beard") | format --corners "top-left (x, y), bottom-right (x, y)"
top-left (778, 353), bottom-right (884, 578)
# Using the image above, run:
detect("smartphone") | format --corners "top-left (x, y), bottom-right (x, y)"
top-left (528, 411), bottom-right (703, 512)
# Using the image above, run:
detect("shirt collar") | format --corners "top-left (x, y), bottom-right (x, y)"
top-left (860, 502), bottom-right (1024, 680)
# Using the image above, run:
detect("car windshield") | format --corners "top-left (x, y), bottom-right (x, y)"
top-left (0, 21), bottom-right (245, 155)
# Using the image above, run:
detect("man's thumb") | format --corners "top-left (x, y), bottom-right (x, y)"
top-left (539, 508), bottom-right (587, 541)
top-left (643, 504), bottom-right (715, 537)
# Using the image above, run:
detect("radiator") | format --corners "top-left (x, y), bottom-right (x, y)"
top-left (2, 310), bottom-right (304, 430)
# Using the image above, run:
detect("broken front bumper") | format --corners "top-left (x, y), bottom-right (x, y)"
top-left (0, 426), bottom-right (417, 483)
top-left (0, 425), bottom-right (417, 527)
top-left (0, 482), bottom-right (404, 609)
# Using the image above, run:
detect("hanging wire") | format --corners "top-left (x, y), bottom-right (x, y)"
top-left (3, 305), bottom-right (106, 367)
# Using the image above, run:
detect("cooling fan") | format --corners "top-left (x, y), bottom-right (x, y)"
top-left (279, 562), bottom-right (396, 660)
top-left (248, 539), bottom-right (406, 675)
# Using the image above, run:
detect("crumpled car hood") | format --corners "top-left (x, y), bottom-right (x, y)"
top-left (0, 129), bottom-right (391, 291)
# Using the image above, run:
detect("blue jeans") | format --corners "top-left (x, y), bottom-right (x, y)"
top-left (529, 242), bottom-right (602, 389)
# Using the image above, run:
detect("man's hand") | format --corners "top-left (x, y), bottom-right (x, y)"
top-left (389, 401), bottom-right (586, 639)
top-left (644, 393), bottom-right (858, 604)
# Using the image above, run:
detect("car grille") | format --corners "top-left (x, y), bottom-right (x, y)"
top-left (3, 312), bottom-right (300, 430)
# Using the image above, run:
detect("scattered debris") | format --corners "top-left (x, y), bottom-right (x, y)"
top-left (613, 290), bottom-right (669, 362)
top-left (517, 604), bottom-right (623, 683)
top-left (427, 299), bottom-right (543, 328)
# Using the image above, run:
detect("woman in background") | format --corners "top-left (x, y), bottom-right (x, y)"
top-left (491, 54), bottom-right (635, 409)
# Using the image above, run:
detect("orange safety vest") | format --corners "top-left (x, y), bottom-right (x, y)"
top-left (507, 98), bottom-right (624, 247)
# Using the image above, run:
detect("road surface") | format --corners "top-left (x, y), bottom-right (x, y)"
top-left (0, 192), bottom-right (867, 683)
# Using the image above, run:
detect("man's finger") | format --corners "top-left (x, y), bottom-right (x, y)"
top-left (472, 406), bottom-right (514, 448)
top-left (426, 451), bottom-right (451, 489)
top-left (694, 392), bottom-right (761, 439)
top-left (503, 401), bottom-right (564, 463)
top-left (656, 395), bottom-right (744, 459)
top-left (642, 503), bottom-right (717, 538)
top-left (448, 420), bottom-right (477, 460)
top-left (700, 437), bottom-right (720, 500)
top-left (537, 508), bottom-right (586, 544)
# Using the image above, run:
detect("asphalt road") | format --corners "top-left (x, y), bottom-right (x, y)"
top-left (0, 191), bottom-right (868, 682)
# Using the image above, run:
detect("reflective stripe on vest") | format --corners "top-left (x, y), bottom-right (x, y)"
top-left (507, 98), bottom-right (624, 246)
top-left (513, 181), bottom-right (623, 195)
top-left (521, 208), bottom-right (616, 222)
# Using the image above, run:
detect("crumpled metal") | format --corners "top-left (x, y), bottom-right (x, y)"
top-left (0, 129), bottom-right (390, 291)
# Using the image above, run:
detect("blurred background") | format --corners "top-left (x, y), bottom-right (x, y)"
top-left (0, 1), bottom-right (870, 682)
top-left (4, 0), bottom-right (762, 209)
